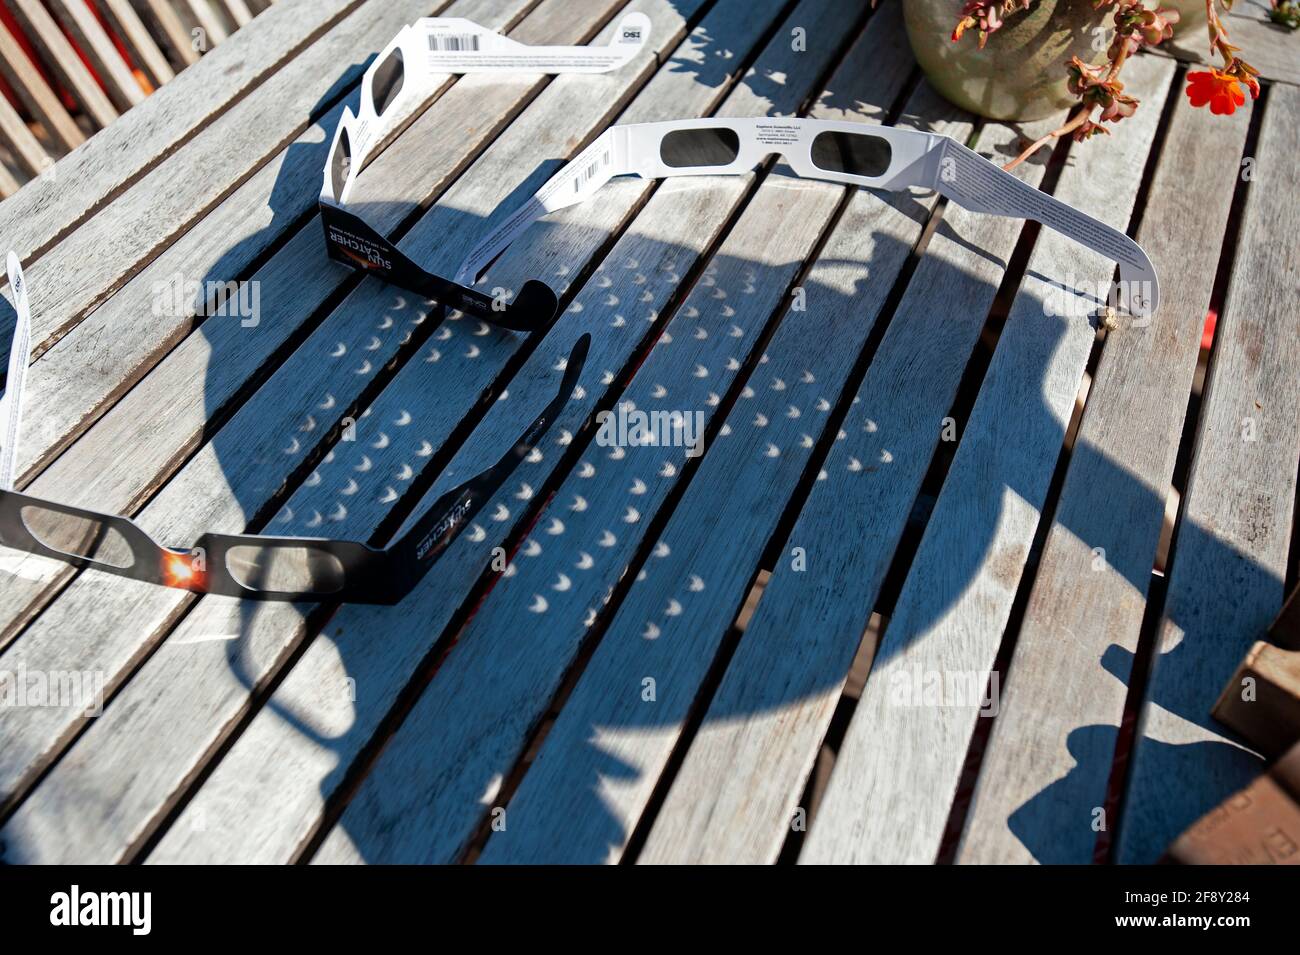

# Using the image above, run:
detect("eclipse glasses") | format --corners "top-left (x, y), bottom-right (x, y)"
top-left (455, 117), bottom-right (1159, 318)
top-left (0, 253), bottom-right (589, 604)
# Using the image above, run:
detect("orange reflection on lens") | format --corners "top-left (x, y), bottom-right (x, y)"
top-left (162, 552), bottom-right (205, 590)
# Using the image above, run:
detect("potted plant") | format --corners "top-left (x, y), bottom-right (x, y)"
top-left (900, 1), bottom-right (1277, 168)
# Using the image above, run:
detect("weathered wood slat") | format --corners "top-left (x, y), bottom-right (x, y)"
top-left (0, 87), bottom-right (52, 175)
top-left (136, 0), bottom-right (202, 68)
top-left (1115, 83), bottom-right (1300, 864)
top-left (0, 16), bottom-right (84, 152)
top-left (217, 0), bottom-right (255, 29)
top-left (49, 0), bottom-right (147, 111)
top-left (0, 0), bottom-right (364, 266)
top-left (798, 54), bottom-right (1175, 865)
top-left (630, 111), bottom-right (1064, 866)
top-left (99, 0), bottom-right (176, 88)
top-left (181, 0), bottom-right (231, 46)
top-left (141, 0), bottom-right (844, 866)
top-left (195, 0), bottom-right (235, 35)
top-left (1, 0), bottom-right (708, 864)
top-left (477, 20), bottom-right (966, 869)
top-left (955, 89), bottom-right (1252, 865)
top-left (0, 150), bottom-right (21, 195)
top-left (6, 0), bottom-right (119, 128)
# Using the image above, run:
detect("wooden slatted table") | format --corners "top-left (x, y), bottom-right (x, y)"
top-left (0, 0), bottom-right (1295, 865)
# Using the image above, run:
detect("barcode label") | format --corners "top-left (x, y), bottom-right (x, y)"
top-left (574, 150), bottom-right (610, 192)
top-left (428, 33), bottom-right (481, 51)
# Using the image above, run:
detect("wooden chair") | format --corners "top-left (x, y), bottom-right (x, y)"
top-left (0, 0), bottom-right (275, 197)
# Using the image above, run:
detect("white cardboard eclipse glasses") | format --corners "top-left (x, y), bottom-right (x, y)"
top-left (455, 118), bottom-right (1160, 318)
top-left (326, 13), bottom-right (652, 205)
top-left (318, 14), bottom-right (651, 333)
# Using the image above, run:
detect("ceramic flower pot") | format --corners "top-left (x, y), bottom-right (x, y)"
top-left (903, 0), bottom-right (1112, 120)
top-left (1166, 0), bottom-right (1208, 37)
top-left (903, 0), bottom-right (1205, 121)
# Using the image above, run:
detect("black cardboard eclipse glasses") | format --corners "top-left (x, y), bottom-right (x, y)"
top-left (0, 254), bottom-right (590, 604)
top-left (320, 120), bottom-right (558, 334)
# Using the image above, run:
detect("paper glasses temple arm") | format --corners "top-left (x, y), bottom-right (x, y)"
top-left (0, 260), bottom-right (166, 578)
top-left (321, 110), bottom-right (556, 331)
top-left (389, 333), bottom-right (590, 590)
top-left (933, 138), bottom-right (1159, 317)
top-left (320, 202), bottom-right (557, 332)
top-left (418, 12), bottom-right (650, 73)
top-left (456, 129), bottom-right (628, 284)
top-left (1, 252), bottom-right (32, 491)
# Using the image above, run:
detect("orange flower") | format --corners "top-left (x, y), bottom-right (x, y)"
top-left (1185, 69), bottom-right (1246, 115)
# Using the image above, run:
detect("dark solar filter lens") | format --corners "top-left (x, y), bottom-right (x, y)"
top-left (21, 505), bottom-right (134, 569)
top-left (660, 127), bottom-right (740, 168)
top-left (226, 544), bottom-right (347, 595)
top-left (371, 48), bottom-right (406, 117)
top-left (809, 130), bottom-right (892, 178)
top-left (330, 125), bottom-right (352, 199)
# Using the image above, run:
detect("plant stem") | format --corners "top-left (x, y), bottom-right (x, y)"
top-left (1003, 108), bottom-right (1090, 171)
